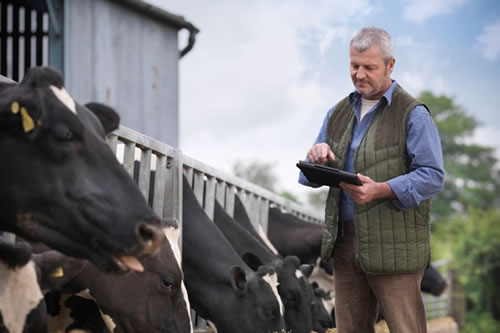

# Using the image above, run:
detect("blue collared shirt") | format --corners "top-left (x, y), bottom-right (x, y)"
top-left (298, 81), bottom-right (444, 220)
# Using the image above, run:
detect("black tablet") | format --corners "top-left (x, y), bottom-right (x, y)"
top-left (296, 160), bottom-right (361, 187)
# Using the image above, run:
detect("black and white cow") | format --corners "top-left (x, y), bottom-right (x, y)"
top-left (232, 195), bottom-right (280, 255)
top-left (0, 256), bottom-right (48, 333)
top-left (310, 282), bottom-right (335, 333)
top-left (181, 176), bottom-right (286, 333)
top-left (268, 207), bottom-right (333, 274)
top-left (0, 67), bottom-right (166, 272)
top-left (213, 200), bottom-right (313, 333)
top-left (32, 218), bottom-right (192, 333)
top-left (268, 206), bottom-right (448, 296)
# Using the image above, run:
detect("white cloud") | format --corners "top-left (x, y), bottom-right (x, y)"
top-left (403, 0), bottom-right (468, 23)
top-left (477, 20), bottom-right (500, 62)
top-left (145, 0), bottom-right (373, 196)
top-left (471, 127), bottom-right (500, 160)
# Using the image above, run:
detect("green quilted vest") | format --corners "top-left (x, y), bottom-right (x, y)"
top-left (320, 84), bottom-right (431, 274)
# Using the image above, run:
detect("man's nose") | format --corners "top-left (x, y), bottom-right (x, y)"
top-left (356, 67), bottom-right (366, 79)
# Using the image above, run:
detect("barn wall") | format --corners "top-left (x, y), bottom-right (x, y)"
top-left (64, 0), bottom-right (179, 147)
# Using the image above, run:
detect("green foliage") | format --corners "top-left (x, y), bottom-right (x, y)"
top-left (446, 208), bottom-right (500, 325)
top-left (280, 190), bottom-right (301, 203)
top-left (418, 91), bottom-right (500, 222)
top-left (306, 188), bottom-right (328, 210)
top-left (462, 312), bottom-right (500, 333)
top-left (232, 159), bottom-right (278, 192)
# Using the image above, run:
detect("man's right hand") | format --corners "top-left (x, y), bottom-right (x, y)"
top-left (306, 143), bottom-right (336, 165)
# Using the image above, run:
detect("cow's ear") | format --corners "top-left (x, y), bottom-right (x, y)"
top-left (241, 252), bottom-right (263, 271)
top-left (31, 250), bottom-right (85, 290)
top-left (84, 102), bottom-right (120, 134)
top-left (230, 265), bottom-right (247, 296)
top-left (283, 255), bottom-right (301, 269)
top-left (300, 264), bottom-right (314, 278)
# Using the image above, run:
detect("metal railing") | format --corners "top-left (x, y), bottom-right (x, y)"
top-left (109, 125), bottom-right (324, 234)
top-left (109, 125), bottom-right (324, 332)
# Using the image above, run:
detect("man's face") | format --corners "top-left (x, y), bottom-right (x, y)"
top-left (349, 44), bottom-right (395, 100)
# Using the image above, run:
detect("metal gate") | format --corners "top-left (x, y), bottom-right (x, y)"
top-left (0, 0), bottom-right (50, 81)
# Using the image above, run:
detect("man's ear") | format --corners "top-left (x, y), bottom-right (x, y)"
top-left (84, 102), bottom-right (120, 134)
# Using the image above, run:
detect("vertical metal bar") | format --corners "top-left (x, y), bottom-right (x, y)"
top-left (152, 154), bottom-right (167, 216)
top-left (204, 176), bottom-right (216, 220)
top-left (225, 184), bottom-right (235, 217)
top-left (192, 171), bottom-right (204, 207)
top-left (215, 179), bottom-right (226, 207)
top-left (107, 134), bottom-right (118, 154)
top-left (11, 2), bottom-right (19, 81)
top-left (138, 149), bottom-right (152, 201)
top-left (259, 197), bottom-right (269, 234)
top-left (1, 3), bottom-right (8, 76)
top-left (183, 167), bottom-right (193, 186)
top-left (122, 142), bottom-right (136, 177)
top-left (35, 10), bottom-right (43, 65)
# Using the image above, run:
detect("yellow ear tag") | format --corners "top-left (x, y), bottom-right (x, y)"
top-left (11, 101), bottom-right (20, 114)
top-left (50, 266), bottom-right (64, 278)
top-left (20, 107), bottom-right (35, 133)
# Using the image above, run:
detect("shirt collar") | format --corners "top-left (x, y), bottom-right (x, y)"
top-left (348, 80), bottom-right (397, 106)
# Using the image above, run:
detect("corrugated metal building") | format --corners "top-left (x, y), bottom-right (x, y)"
top-left (0, 0), bottom-right (198, 147)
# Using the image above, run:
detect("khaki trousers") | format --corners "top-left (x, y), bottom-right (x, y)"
top-left (333, 222), bottom-right (427, 333)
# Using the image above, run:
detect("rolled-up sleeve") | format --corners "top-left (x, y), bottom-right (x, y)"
top-left (387, 105), bottom-right (445, 209)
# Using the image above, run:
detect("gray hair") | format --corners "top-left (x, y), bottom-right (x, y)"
top-left (350, 27), bottom-right (393, 63)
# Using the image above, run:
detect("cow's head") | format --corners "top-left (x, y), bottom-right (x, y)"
top-left (310, 282), bottom-right (335, 332)
top-left (0, 66), bottom-right (165, 272)
top-left (222, 265), bottom-right (286, 333)
top-left (421, 265), bottom-right (448, 296)
top-left (36, 218), bottom-right (192, 333)
top-left (278, 256), bottom-right (314, 333)
top-left (87, 218), bottom-right (192, 333)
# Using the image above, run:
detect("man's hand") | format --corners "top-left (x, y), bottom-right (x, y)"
top-left (340, 174), bottom-right (396, 204)
top-left (307, 143), bottom-right (335, 164)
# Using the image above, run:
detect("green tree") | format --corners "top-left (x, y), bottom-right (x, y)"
top-left (446, 208), bottom-right (500, 328)
top-left (232, 159), bottom-right (278, 192)
top-left (232, 160), bottom-right (302, 203)
top-left (419, 91), bottom-right (500, 221)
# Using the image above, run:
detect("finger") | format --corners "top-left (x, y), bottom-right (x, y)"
top-left (327, 149), bottom-right (335, 161)
top-left (357, 174), bottom-right (371, 183)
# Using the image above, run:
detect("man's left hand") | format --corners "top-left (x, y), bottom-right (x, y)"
top-left (340, 174), bottom-right (396, 204)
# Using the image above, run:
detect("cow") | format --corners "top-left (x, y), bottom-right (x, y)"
top-left (267, 206), bottom-right (333, 274)
top-left (268, 206), bottom-right (448, 296)
top-left (0, 66), bottom-right (166, 272)
top-left (213, 199), bottom-right (313, 333)
top-left (181, 176), bottom-right (286, 333)
top-left (0, 257), bottom-right (48, 333)
top-left (232, 195), bottom-right (280, 255)
top-left (309, 282), bottom-right (335, 333)
top-left (31, 218), bottom-right (192, 333)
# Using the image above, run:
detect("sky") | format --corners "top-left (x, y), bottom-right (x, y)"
top-left (149, 0), bottom-right (500, 203)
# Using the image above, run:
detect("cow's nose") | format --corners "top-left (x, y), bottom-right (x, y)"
top-left (136, 222), bottom-right (166, 256)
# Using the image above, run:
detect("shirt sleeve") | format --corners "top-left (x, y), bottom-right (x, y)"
top-left (386, 105), bottom-right (445, 209)
top-left (298, 106), bottom-right (335, 187)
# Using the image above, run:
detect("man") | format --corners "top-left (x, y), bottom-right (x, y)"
top-left (299, 27), bottom-right (444, 333)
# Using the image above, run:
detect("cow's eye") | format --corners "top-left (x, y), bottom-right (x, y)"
top-left (52, 125), bottom-right (74, 142)
top-left (161, 278), bottom-right (173, 289)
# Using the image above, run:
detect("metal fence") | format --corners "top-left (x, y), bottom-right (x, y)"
top-left (108, 125), bottom-right (324, 234)
top-left (423, 260), bottom-right (452, 320)
top-left (108, 125), bottom-right (324, 331)
top-left (0, 0), bottom-right (50, 81)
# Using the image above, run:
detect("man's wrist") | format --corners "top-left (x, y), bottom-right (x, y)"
top-left (376, 182), bottom-right (396, 200)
